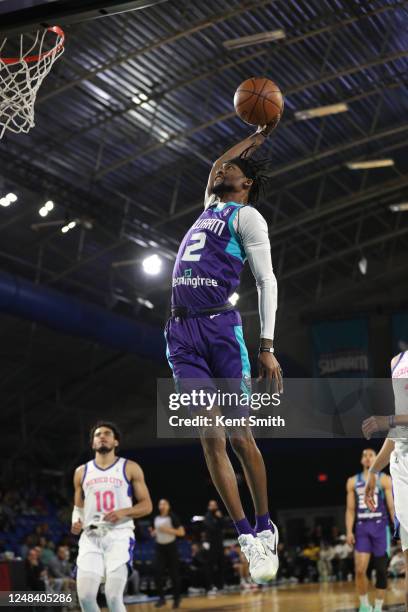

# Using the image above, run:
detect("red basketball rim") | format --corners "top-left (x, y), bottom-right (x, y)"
top-left (0, 26), bottom-right (65, 65)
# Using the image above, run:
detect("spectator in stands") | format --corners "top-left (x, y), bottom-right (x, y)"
top-left (48, 545), bottom-right (75, 593)
top-left (204, 500), bottom-right (225, 592)
top-left (25, 548), bottom-right (47, 591)
top-left (299, 541), bottom-right (320, 582)
top-left (317, 541), bottom-right (335, 582)
top-left (276, 542), bottom-right (297, 583)
top-left (333, 535), bottom-right (353, 581)
top-left (39, 537), bottom-right (56, 567)
top-left (20, 534), bottom-right (36, 559)
top-left (151, 498), bottom-right (185, 609)
top-left (188, 543), bottom-right (212, 594)
top-left (226, 544), bottom-right (252, 589)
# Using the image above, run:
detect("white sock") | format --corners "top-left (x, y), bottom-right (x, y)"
top-left (374, 599), bottom-right (383, 611)
top-left (359, 594), bottom-right (369, 606)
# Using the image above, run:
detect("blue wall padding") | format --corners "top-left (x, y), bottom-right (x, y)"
top-left (0, 272), bottom-right (165, 359)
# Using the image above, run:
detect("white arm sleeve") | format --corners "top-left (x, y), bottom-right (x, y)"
top-left (233, 206), bottom-right (277, 340)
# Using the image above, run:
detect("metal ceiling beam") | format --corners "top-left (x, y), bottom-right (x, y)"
top-left (29, 74), bottom-right (403, 178)
top-left (94, 49), bottom-right (408, 180)
top-left (32, 1), bottom-right (404, 154)
top-left (282, 224), bottom-right (408, 283)
top-left (150, 122), bottom-right (408, 231)
top-left (36, 0), bottom-right (274, 103)
top-left (0, 0), bottom-right (169, 36)
top-left (271, 174), bottom-right (408, 237)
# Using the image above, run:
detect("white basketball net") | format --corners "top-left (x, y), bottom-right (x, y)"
top-left (0, 26), bottom-right (64, 139)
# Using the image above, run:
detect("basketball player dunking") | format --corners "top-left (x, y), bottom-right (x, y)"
top-left (363, 350), bottom-right (408, 611)
top-left (71, 421), bottom-right (152, 612)
top-left (165, 123), bottom-right (282, 584)
top-left (346, 449), bottom-right (394, 612)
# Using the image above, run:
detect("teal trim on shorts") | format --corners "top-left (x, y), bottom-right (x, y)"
top-left (234, 325), bottom-right (251, 396)
top-left (386, 525), bottom-right (391, 557)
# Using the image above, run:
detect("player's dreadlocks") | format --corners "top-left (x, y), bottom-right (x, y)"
top-left (228, 149), bottom-right (274, 206)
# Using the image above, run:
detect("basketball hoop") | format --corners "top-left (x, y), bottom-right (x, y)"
top-left (0, 26), bottom-right (65, 139)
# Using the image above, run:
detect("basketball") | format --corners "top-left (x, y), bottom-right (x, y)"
top-left (234, 77), bottom-right (284, 127)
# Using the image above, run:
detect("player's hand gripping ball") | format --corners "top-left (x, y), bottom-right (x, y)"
top-left (234, 77), bottom-right (284, 130)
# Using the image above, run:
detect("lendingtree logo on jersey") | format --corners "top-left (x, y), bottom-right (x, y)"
top-left (172, 268), bottom-right (218, 288)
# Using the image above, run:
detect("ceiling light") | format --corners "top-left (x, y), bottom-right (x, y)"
top-left (358, 257), bottom-right (367, 275)
top-left (0, 197), bottom-right (10, 207)
top-left (137, 296), bottom-right (154, 309)
top-left (44, 200), bottom-right (54, 211)
top-left (142, 254), bottom-right (162, 275)
top-left (132, 92), bottom-right (149, 105)
top-left (295, 103), bottom-right (349, 120)
top-left (229, 292), bottom-right (239, 306)
top-left (389, 202), bottom-right (408, 212)
top-left (68, 221), bottom-right (76, 229)
top-left (61, 225), bottom-right (69, 233)
top-left (5, 192), bottom-right (17, 203)
top-left (39, 207), bottom-right (48, 217)
top-left (346, 159), bottom-right (394, 170)
top-left (223, 29), bottom-right (286, 50)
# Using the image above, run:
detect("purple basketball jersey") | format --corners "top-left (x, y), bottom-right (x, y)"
top-left (171, 202), bottom-right (246, 310)
top-left (354, 472), bottom-right (387, 522)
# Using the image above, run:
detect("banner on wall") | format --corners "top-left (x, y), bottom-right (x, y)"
top-left (392, 312), bottom-right (408, 354)
top-left (311, 318), bottom-right (370, 377)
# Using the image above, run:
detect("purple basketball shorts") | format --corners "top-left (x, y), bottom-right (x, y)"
top-left (164, 309), bottom-right (251, 416)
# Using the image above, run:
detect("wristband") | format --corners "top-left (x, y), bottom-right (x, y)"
top-left (368, 467), bottom-right (380, 475)
top-left (72, 505), bottom-right (84, 524)
top-left (259, 347), bottom-right (274, 353)
top-left (389, 414), bottom-right (396, 428)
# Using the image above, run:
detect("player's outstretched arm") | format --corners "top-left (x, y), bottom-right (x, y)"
top-left (364, 438), bottom-right (395, 512)
top-left (71, 465), bottom-right (85, 535)
top-left (205, 123), bottom-right (275, 207)
top-left (345, 476), bottom-right (356, 546)
top-left (238, 206), bottom-right (282, 392)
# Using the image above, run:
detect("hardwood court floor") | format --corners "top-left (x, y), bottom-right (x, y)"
top-left (126, 580), bottom-right (406, 611)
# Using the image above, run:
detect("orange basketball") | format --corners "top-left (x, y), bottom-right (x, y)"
top-left (234, 77), bottom-right (284, 127)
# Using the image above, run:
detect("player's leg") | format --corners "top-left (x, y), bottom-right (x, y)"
top-left (371, 556), bottom-right (387, 612)
top-left (76, 533), bottom-right (104, 612)
top-left (354, 551), bottom-right (371, 612)
top-left (166, 542), bottom-right (182, 608)
top-left (370, 523), bottom-right (390, 612)
top-left (166, 315), bottom-right (274, 583)
top-left (199, 423), bottom-right (247, 523)
top-left (104, 565), bottom-right (127, 612)
top-left (229, 426), bottom-right (269, 519)
top-left (76, 569), bottom-right (102, 612)
top-left (153, 544), bottom-right (167, 607)
top-left (166, 317), bottom-right (249, 527)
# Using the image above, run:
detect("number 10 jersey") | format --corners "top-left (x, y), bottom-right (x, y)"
top-left (81, 456), bottom-right (134, 530)
top-left (171, 202), bottom-right (247, 311)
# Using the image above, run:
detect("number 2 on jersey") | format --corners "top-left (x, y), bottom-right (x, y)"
top-left (181, 232), bottom-right (206, 262)
top-left (95, 490), bottom-right (115, 512)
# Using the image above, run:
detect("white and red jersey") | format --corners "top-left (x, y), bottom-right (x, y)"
top-left (391, 351), bottom-right (408, 455)
top-left (81, 457), bottom-right (134, 530)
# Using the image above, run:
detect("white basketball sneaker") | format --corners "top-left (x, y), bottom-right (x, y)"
top-left (238, 533), bottom-right (276, 584)
top-left (256, 521), bottom-right (279, 579)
